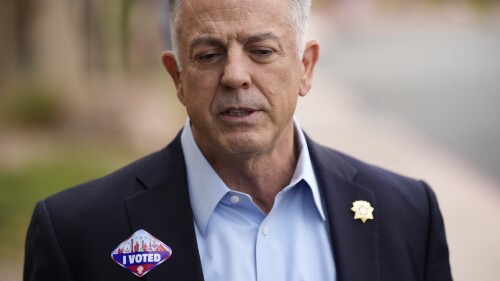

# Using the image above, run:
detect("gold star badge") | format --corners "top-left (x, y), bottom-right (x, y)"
top-left (351, 200), bottom-right (374, 223)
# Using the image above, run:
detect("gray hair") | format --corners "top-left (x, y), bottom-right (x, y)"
top-left (167, 0), bottom-right (312, 67)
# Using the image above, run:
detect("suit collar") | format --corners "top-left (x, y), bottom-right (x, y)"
top-left (307, 135), bottom-right (380, 281)
top-left (126, 132), bottom-right (204, 281)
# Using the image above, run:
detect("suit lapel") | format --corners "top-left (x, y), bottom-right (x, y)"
top-left (308, 137), bottom-right (380, 281)
top-left (125, 134), bottom-right (204, 281)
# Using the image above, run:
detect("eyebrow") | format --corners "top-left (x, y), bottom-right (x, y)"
top-left (242, 32), bottom-right (280, 44)
top-left (190, 36), bottom-right (224, 51)
top-left (189, 32), bottom-right (280, 52)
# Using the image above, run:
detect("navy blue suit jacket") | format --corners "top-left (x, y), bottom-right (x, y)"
top-left (24, 131), bottom-right (452, 281)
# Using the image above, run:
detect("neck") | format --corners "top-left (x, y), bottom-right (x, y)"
top-left (203, 126), bottom-right (299, 214)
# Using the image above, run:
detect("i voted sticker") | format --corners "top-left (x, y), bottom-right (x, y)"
top-left (111, 229), bottom-right (172, 277)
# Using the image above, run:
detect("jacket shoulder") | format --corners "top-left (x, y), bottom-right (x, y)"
top-left (308, 139), bottom-right (434, 219)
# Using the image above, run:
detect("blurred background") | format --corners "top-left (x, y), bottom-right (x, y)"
top-left (1, 0), bottom-right (499, 280)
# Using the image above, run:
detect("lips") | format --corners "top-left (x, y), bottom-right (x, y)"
top-left (223, 109), bottom-right (254, 117)
top-left (220, 107), bottom-right (258, 117)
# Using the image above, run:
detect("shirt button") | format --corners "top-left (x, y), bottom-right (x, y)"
top-left (230, 195), bottom-right (240, 204)
top-left (262, 226), bottom-right (269, 236)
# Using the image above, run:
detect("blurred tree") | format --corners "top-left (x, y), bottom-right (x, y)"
top-left (15, 0), bottom-right (37, 72)
top-left (121, 0), bottom-right (136, 70)
top-left (73, 0), bottom-right (137, 72)
top-left (81, 0), bottom-right (106, 72)
top-left (0, 0), bottom-right (37, 83)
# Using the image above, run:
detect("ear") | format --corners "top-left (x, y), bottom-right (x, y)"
top-left (161, 51), bottom-right (185, 105)
top-left (299, 40), bottom-right (320, 97)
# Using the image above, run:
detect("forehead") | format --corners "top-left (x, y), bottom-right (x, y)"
top-left (177, 0), bottom-right (292, 40)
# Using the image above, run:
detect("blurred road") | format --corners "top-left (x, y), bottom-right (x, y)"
top-left (298, 10), bottom-right (500, 281)
top-left (321, 11), bottom-right (500, 182)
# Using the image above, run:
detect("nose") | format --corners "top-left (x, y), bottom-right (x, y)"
top-left (221, 50), bottom-right (251, 89)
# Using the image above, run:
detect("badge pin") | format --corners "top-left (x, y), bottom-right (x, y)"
top-left (351, 200), bottom-right (374, 223)
top-left (111, 229), bottom-right (172, 277)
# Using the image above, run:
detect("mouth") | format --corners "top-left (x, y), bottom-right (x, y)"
top-left (220, 108), bottom-right (257, 117)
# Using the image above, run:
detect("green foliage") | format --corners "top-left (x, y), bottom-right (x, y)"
top-left (469, 0), bottom-right (494, 11)
top-left (0, 82), bottom-right (65, 128)
top-left (0, 147), bottom-right (136, 260)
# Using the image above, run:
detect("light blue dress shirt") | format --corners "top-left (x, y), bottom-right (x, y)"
top-left (181, 118), bottom-right (336, 281)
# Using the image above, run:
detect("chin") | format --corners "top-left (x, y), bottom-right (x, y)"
top-left (222, 133), bottom-right (268, 155)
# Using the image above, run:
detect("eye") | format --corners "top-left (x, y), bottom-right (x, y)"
top-left (248, 46), bottom-right (277, 63)
top-left (252, 49), bottom-right (273, 56)
top-left (195, 52), bottom-right (222, 62)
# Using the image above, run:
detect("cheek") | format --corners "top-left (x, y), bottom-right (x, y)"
top-left (258, 63), bottom-right (301, 104)
top-left (182, 70), bottom-right (220, 114)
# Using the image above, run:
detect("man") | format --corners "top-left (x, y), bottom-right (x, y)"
top-left (24, 0), bottom-right (453, 280)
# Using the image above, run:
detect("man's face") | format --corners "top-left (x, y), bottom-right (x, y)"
top-left (163, 0), bottom-right (318, 158)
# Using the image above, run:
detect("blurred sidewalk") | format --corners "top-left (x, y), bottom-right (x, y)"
top-left (300, 11), bottom-right (500, 281)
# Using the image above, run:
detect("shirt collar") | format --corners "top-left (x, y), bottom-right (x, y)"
top-left (181, 117), bottom-right (326, 233)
